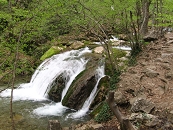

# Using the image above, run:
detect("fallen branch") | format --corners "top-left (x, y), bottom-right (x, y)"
top-left (106, 91), bottom-right (136, 130)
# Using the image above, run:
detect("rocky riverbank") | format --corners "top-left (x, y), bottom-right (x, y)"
top-left (65, 32), bottom-right (173, 130)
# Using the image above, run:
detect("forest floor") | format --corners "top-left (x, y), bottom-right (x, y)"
top-left (71, 32), bottom-right (173, 130)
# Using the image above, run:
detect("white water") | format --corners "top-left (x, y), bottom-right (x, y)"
top-left (66, 65), bottom-right (105, 119)
top-left (0, 47), bottom-right (91, 102)
top-left (0, 47), bottom-right (106, 119)
top-left (113, 46), bottom-right (132, 51)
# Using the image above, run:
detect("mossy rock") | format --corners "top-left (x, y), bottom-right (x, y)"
top-left (90, 102), bottom-right (104, 118)
top-left (40, 46), bottom-right (64, 61)
top-left (62, 53), bottom-right (104, 110)
top-left (48, 73), bottom-right (66, 102)
top-left (90, 75), bottom-right (110, 110)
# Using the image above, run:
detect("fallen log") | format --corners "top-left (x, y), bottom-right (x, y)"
top-left (106, 91), bottom-right (136, 130)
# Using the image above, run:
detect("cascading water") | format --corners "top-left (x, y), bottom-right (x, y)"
top-left (0, 47), bottom-right (91, 101)
top-left (0, 47), bottom-right (104, 124)
top-left (67, 65), bottom-right (105, 119)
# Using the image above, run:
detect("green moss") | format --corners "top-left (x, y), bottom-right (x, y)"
top-left (62, 69), bottom-right (86, 106)
top-left (40, 46), bottom-right (64, 61)
top-left (112, 48), bottom-right (127, 58)
top-left (90, 102), bottom-right (104, 117)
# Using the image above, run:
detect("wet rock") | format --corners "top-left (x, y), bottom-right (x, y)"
top-left (90, 76), bottom-right (110, 110)
top-left (131, 98), bottom-right (155, 113)
top-left (62, 54), bottom-right (103, 110)
top-left (62, 69), bottom-right (97, 110)
top-left (145, 68), bottom-right (159, 78)
top-left (48, 73), bottom-right (66, 102)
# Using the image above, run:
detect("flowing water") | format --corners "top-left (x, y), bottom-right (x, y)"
top-left (0, 47), bottom-right (105, 130)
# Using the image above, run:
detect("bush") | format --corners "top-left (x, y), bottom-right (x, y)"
top-left (94, 102), bottom-right (112, 123)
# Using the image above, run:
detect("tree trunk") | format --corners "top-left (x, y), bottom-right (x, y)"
top-left (140, 0), bottom-right (151, 36)
top-left (106, 91), bottom-right (136, 130)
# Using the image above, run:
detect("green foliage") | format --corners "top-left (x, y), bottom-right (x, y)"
top-left (94, 102), bottom-right (112, 123)
top-left (109, 70), bottom-right (121, 90)
top-left (112, 48), bottom-right (127, 58)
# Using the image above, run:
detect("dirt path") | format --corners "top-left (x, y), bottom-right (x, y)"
top-left (116, 32), bottom-right (173, 129)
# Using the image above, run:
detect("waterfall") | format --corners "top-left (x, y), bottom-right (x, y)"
top-left (0, 47), bottom-right (91, 101)
top-left (0, 47), bottom-right (105, 119)
top-left (66, 64), bottom-right (105, 119)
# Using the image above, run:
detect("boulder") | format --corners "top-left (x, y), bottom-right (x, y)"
top-left (129, 113), bottom-right (160, 127)
top-left (131, 98), bottom-right (155, 113)
top-left (40, 46), bottom-right (64, 61)
top-left (62, 68), bottom-right (97, 110)
top-left (48, 73), bottom-right (66, 102)
top-left (62, 54), bottom-right (103, 110)
top-left (143, 30), bottom-right (158, 42)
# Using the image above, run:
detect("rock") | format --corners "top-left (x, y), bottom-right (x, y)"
top-left (166, 40), bottom-right (173, 44)
top-left (119, 57), bottom-right (128, 61)
top-left (155, 58), bottom-right (163, 62)
top-left (75, 124), bottom-right (103, 130)
top-left (114, 91), bottom-right (127, 105)
top-left (112, 40), bottom-right (126, 46)
top-left (128, 67), bottom-right (137, 74)
top-left (165, 71), bottom-right (173, 79)
top-left (62, 68), bottom-right (97, 110)
top-left (89, 124), bottom-right (103, 129)
top-left (62, 54), bottom-right (102, 110)
top-left (145, 68), bottom-right (159, 78)
top-left (143, 30), bottom-right (158, 42)
top-left (93, 46), bottom-right (104, 54)
top-left (129, 113), bottom-right (160, 127)
top-left (69, 41), bottom-right (84, 49)
top-left (48, 73), bottom-right (66, 102)
top-left (40, 46), bottom-right (64, 61)
top-left (130, 95), bottom-right (146, 105)
top-left (90, 76), bottom-right (110, 109)
top-left (160, 63), bottom-right (171, 70)
top-left (48, 120), bottom-right (62, 130)
top-left (131, 98), bottom-right (155, 113)
top-left (118, 34), bottom-right (129, 41)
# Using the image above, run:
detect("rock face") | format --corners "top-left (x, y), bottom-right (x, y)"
top-left (48, 73), bottom-right (66, 102)
top-left (62, 68), bottom-right (97, 110)
top-left (62, 54), bottom-right (103, 110)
